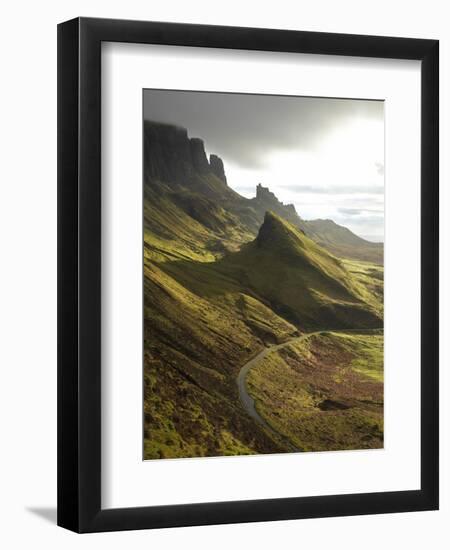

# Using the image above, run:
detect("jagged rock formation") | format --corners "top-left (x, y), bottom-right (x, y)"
top-left (252, 183), bottom-right (301, 227)
top-left (143, 121), bottom-right (193, 185)
top-left (209, 154), bottom-right (227, 185)
top-left (190, 138), bottom-right (210, 174)
top-left (255, 183), bottom-right (278, 203)
top-left (144, 120), bottom-right (227, 185)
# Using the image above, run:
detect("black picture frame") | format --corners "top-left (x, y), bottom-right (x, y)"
top-left (57, 17), bottom-right (439, 533)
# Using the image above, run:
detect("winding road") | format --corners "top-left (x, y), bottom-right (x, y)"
top-left (237, 328), bottom-right (382, 450)
top-left (237, 332), bottom-right (319, 451)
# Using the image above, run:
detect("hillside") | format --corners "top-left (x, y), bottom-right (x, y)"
top-left (144, 212), bottom-right (383, 458)
top-left (303, 218), bottom-right (383, 264)
top-left (221, 212), bottom-right (383, 329)
top-left (142, 120), bottom-right (384, 459)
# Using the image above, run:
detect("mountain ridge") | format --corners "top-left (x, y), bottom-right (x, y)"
top-left (226, 211), bottom-right (382, 329)
top-left (144, 119), bottom-right (383, 264)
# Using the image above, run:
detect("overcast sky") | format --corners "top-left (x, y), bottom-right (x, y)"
top-left (144, 89), bottom-right (384, 242)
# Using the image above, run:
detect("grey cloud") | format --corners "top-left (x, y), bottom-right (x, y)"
top-left (338, 207), bottom-right (384, 216)
top-left (280, 184), bottom-right (384, 195)
top-left (144, 89), bottom-right (384, 170)
top-left (338, 208), bottom-right (363, 216)
top-left (334, 214), bottom-right (383, 227)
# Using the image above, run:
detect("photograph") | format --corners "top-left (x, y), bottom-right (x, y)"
top-left (143, 90), bottom-right (385, 460)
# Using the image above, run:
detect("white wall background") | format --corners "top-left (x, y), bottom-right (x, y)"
top-left (0, 1), bottom-right (447, 547)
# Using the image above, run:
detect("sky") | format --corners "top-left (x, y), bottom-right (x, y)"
top-left (143, 89), bottom-right (384, 242)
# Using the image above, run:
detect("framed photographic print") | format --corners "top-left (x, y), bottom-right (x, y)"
top-left (57, 17), bottom-right (439, 532)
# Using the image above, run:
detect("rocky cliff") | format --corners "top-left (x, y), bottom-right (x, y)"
top-left (252, 183), bottom-right (301, 227)
top-left (144, 120), bottom-right (227, 186)
top-left (209, 154), bottom-right (227, 185)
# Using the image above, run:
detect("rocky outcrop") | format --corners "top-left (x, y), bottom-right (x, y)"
top-left (210, 154), bottom-right (227, 185)
top-left (190, 138), bottom-right (210, 174)
top-left (256, 183), bottom-right (278, 203)
top-left (143, 121), bottom-right (194, 185)
top-left (252, 184), bottom-right (301, 226)
top-left (144, 120), bottom-right (227, 186)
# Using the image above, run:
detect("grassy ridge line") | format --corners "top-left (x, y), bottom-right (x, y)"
top-left (218, 212), bottom-right (383, 329)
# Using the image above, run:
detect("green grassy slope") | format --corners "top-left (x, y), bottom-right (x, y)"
top-left (143, 227), bottom-right (300, 457)
top-left (143, 207), bottom-right (383, 458)
top-left (143, 262), bottom-right (298, 458)
top-left (247, 330), bottom-right (384, 451)
top-left (144, 178), bottom-right (256, 264)
top-left (216, 212), bottom-right (383, 330)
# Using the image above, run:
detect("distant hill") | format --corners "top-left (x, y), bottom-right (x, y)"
top-left (300, 218), bottom-right (383, 264)
top-left (250, 183), bottom-right (383, 265)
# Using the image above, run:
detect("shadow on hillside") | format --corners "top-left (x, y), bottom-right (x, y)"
top-left (149, 246), bottom-right (382, 331)
top-left (158, 249), bottom-right (247, 299)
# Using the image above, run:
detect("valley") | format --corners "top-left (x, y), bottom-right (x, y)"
top-left (242, 329), bottom-right (383, 453)
top-left (143, 120), bottom-right (384, 459)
